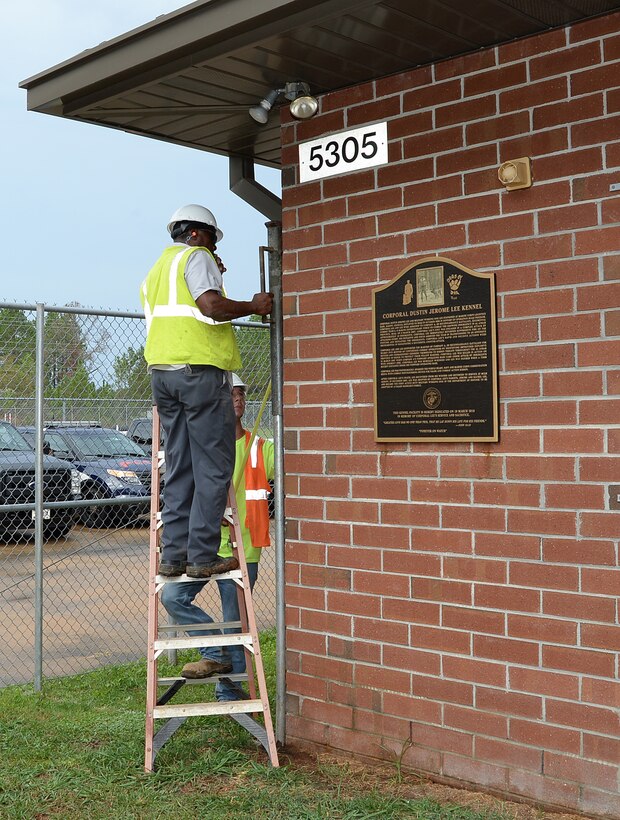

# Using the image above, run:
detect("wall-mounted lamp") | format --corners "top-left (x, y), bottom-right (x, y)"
top-left (498, 156), bottom-right (532, 191)
top-left (249, 82), bottom-right (318, 124)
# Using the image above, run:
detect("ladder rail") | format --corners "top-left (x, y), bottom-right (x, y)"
top-left (144, 406), bottom-right (279, 772)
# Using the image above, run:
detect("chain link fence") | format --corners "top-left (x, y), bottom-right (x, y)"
top-left (0, 303), bottom-right (273, 687)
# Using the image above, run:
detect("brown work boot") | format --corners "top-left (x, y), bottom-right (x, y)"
top-left (181, 659), bottom-right (233, 679)
top-left (186, 556), bottom-right (239, 578)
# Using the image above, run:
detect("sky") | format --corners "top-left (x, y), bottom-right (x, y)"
top-left (1, 0), bottom-right (281, 311)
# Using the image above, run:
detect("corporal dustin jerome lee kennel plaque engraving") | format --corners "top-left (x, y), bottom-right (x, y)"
top-left (372, 256), bottom-right (499, 442)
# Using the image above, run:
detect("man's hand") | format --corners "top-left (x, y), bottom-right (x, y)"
top-left (251, 292), bottom-right (274, 316)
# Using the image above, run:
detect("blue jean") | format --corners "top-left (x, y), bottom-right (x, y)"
top-left (160, 562), bottom-right (259, 701)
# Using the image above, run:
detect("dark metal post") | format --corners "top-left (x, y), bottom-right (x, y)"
top-left (266, 221), bottom-right (285, 745)
top-left (34, 303), bottom-right (45, 691)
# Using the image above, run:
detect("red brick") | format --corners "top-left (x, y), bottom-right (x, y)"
top-left (412, 578), bottom-right (472, 606)
top-left (409, 624), bottom-right (472, 654)
top-left (465, 64), bottom-right (528, 96)
top-left (322, 169), bottom-right (375, 199)
top-left (476, 737), bottom-right (542, 771)
top-left (475, 532), bottom-right (540, 560)
top-left (410, 479), bottom-right (470, 504)
top-left (581, 512), bottom-right (620, 538)
top-left (411, 527), bottom-right (473, 554)
top-left (442, 754), bottom-right (508, 791)
top-left (440, 455), bottom-right (504, 480)
top-left (382, 645), bottom-right (441, 676)
top-left (475, 583), bottom-right (540, 613)
top-left (508, 400), bottom-right (576, 426)
top-left (326, 499), bottom-right (378, 524)
top-left (581, 623), bottom-right (620, 652)
top-left (442, 606), bottom-right (505, 635)
top-left (377, 204), bottom-right (436, 234)
top-left (577, 281), bottom-right (620, 312)
top-left (574, 113), bottom-right (620, 148)
top-left (301, 565), bottom-right (351, 591)
top-left (328, 637), bottom-right (380, 664)
top-left (436, 95), bottom-right (497, 128)
top-left (469, 213), bottom-right (534, 245)
top-left (327, 590), bottom-right (380, 618)
top-left (347, 95), bottom-right (401, 127)
top-left (572, 63), bottom-right (620, 97)
top-left (502, 127), bottom-right (569, 160)
top-left (412, 674), bottom-right (473, 706)
top-left (353, 616), bottom-right (410, 645)
top-left (545, 751), bottom-right (618, 791)
top-left (542, 370), bottom-right (603, 397)
top-left (406, 224), bottom-right (466, 254)
top-left (508, 614), bottom-right (577, 645)
top-left (354, 663), bottom-right (411, 694)
top-left (295, 109), bottom-right (344, 141)
top-left (582, 676), bottom-right (620, 708)
top-left (301, 699), bottom-right (353, 729)
top-left (542, 538), bottom-right (615, 566)
top-left (547, 698), bottom-right (620, 735)
top-left (446, 704), bottom-right (508, 738)
top-left (581, 567), bottom-right (620, 595)
top-left (300, 653), bottom-right (353, 683)
top-left (443, 557), bottom-right (507, 584)
top-left (583, 733), bottom-right (620, 765)
top-left (328, 545), bottom-right (380, 572)
top-left (436, 48), bottom-right (496, 79)
top-left (287, 629), bottom-right (327, 655)
top-left (500, 77), bottom-right (568, 113)
top-left (508, 769), bottom-right (579, 810)
top-left (499, 372), bottom-right (541, 398)
top-left (383, 691), bottom-right (442, 723)
top-left (509, 667), bottom-right (579, 700)
top-left (508, 509), bottom-right (577, 537)
top-left (578, 340), bottom-right (620, 367)
top-left (539, 256), bottom-right (599, 286)
top-left (575, 225), bottom-right (620, 256)
top-left (533, 93), bottom-right (604, 130)
top-left (383, 551), bottom-right (440, 577)
top-left (300, 608), bottom-right (352, 637)
top-left (580, 788), bottom-right (620, 819)
top-left (543, 428), bottom-right (605, 454)
top-left (382, 502), bottom-right (440, 529)
top-left (499, 29), bottom-right (567, 63)
top-left (503, 287), bottom-right (576, 321)
top-left (506, 457), bottom-right (575, 482)
top-left (505, 343), bottom-right (575, 372)
top-left (466, 111), bottom-right (530, 145)
top-left (444, 656), bottom-right (505, 688)
top-left (473, 482), bottom-right (539, 509)
top-left (382, 597), bottom-right (440, 626)
top-left (570, 10), bottom-right (620, 42)
top-left (545, 483), bottom-right (605, 510)
top-left (535, 147), bottom-right (602, 183)
top-left (544, 590), bottom-right (616, 622)
top-left (543, 645), bottom-right (615, 677)
top-left (510, 718), bottom-right (581, 754)
top-left (573, 170), bottom-right (620, 202)
top-left (530, 41), bottom-right (601, 80)
top-left (474, 635), bottom-right (539, 665)
top-left (287, 585), bottom-right (326, 610)
top-left (541, 313), bottom-right (600, 342)
top-left (409, 721), bottom-right (473, 757)
top-left (436, 144), bottom-right (498, 177)
top-left (404, 126), bottom-right (463, 160)
top-left (287, 671), bottom-right (328, 701)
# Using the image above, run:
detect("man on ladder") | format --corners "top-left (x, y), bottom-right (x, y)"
top-left (161, 373), bottom-right (274, 700)
top-left (140, 204), bottom-right (273, 579)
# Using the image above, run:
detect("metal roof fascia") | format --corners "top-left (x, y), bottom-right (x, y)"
top-left (20, 0), bottom-right (372, 114)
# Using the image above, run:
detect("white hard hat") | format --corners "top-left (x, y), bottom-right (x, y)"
top-left (167, 204), bottom-right (223, 242)
top-left (231, 373), bottom-right (246, 389)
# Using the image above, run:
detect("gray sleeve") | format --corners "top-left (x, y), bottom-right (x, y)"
top-left (184, 249), bottom-right (223, 301)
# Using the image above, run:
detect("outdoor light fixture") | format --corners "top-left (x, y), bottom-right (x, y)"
top-left (249, 82), bottom-right (318, 124)
top-left (498, 156), bottom-right (532, 191)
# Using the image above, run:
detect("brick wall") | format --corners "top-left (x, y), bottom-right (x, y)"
top-left (280, 12), bottom-right (620, 818)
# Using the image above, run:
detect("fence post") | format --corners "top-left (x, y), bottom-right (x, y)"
top-left (267, 221), bottom-right (286, 745)
top-left (34, 303), bottom-right (45, 691)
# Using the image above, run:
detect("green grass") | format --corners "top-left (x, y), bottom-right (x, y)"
top-left (0, 631), bottom-right (515, 820)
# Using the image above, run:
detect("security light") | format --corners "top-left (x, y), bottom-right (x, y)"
top-left (249, 82), bottom-right (318, 124)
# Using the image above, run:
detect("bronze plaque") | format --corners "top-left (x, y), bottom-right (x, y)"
top-left (372, 256), bottom-right (499, 442)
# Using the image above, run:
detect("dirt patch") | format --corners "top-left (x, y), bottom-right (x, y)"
top-left (279, 745), bottom-right (586, 820)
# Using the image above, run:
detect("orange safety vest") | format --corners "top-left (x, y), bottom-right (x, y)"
top-left (243, 431), bottom-right (271, 548)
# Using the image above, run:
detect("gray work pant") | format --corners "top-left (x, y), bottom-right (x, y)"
top-left (151, 365), bottom-right (235, 567)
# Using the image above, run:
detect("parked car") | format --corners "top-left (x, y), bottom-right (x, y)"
top-left (126, 417), bottom-right (162, 455)
top-left (42, 425), bottom-right (152, 528)
top-left (0, 422), bottom-right (80, 541)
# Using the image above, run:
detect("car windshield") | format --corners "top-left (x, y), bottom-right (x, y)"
top-left (44, 431), bottom-right (73, 454)
top-left (62, 429), bottom-right (148, 459)
top-left (133, 421), bottom-right (152, 438)
top-left (0, 423), bottom-right (32, 452)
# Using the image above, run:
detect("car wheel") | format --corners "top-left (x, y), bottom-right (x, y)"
top-left (80, 485), bottom-right (111, 528)
top-left (43, 511), bottom-right (75, 541)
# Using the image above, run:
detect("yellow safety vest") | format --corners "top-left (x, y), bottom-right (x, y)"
top-left (140, 245), bottom-right (241, 370)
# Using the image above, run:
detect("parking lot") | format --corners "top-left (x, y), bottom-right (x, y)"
top-left (0, 522), bottom-right (276, 688)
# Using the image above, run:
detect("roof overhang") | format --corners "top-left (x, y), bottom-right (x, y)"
top-left (20, 0), bottom-right (620, 168)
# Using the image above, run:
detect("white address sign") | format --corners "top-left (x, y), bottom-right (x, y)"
top-left (299, 122), bottom-right (388, 183)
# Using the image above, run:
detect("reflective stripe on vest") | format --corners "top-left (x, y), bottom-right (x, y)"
top-left (141, 245), bottom-right (241, 369)
top-left (244, 431), bottom-right (271, 548)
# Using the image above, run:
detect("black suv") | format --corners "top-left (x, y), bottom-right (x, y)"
top-left (0, 422), bottom-right (79, 541)
top-left (42, 425), bottom-right (151, 527)
top-left (126, 417), bottom-right (161, 456)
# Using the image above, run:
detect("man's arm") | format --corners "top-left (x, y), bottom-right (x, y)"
top-left (196, 290), bottom-right (273, 322)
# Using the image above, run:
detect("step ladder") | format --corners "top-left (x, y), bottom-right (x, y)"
top-left (144, 407), bottom-right (279, 772)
